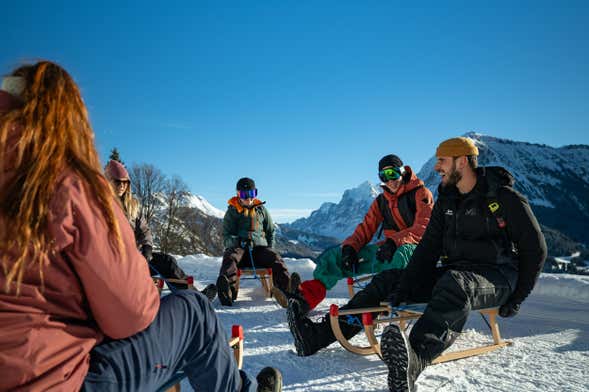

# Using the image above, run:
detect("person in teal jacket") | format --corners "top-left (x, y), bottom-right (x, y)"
top-left (216, 177), bottom-right (298, 306)
top-left (274, 154), bottom-right (433, 314)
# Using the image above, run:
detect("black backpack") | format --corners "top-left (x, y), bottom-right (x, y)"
top-left (376, 185), bottom-right (423, 238)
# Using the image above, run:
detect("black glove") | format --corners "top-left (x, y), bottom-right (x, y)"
top-left (376, 239), bottom-right (397, 263)
top-left (341, 245), bottom-right (359, 272)
top-left (388, 287), bottom-right (409, 308)
top-left (141, 245), bottom-right (153, 263)
top-left (499, 300), bottom-right (520, 318)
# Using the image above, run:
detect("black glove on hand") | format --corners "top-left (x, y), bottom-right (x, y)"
top-left (376, 239), bottom-right (397, 263)
top-left (341, 245), bottom-right (359, 272)
top-left (388, 288), bottom-right (409, 308)
top-left (141, 245), bottom-right (153, 263)
top-left (241, 239), bottom-right (253, 249)
top-left (499, 300), bottom-right (520, 318)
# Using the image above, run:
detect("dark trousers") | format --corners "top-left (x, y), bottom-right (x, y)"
top-left (320, 264), bottom-right (516, 362)
top-left (409, 266), bottom-right (515, 361)
top-left (82, 291), bottom-right (256, 392)
top-left (150, 252), bottom-right (189, 290)
top-left (219, 246), bottom-right (290, 291)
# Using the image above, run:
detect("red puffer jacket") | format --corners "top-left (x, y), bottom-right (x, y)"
top-left (343, 166), bottom-right (434, 251)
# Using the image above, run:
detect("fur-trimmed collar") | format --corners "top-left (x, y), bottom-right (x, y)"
top-left (227, 196), bottom-right (265, 213)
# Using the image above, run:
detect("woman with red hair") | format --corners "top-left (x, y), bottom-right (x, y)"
top-left (0, 61), bottom-right (280, 392)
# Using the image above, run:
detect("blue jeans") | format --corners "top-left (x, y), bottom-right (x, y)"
top-left (82, 290), bottom-right (256, 392)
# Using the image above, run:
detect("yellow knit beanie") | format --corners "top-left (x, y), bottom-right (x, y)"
top-left (436, 137), bottom-right (479, 157)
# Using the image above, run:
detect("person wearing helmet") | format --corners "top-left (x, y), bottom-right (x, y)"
top-left (216, 177), bottom-right (299, 307)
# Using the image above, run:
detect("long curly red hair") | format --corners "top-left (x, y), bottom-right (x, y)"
top-left (0, 61), bottom-right (123, 293)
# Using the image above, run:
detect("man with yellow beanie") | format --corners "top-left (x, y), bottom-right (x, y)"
top-left (379, 136), bottom-right (547, 391)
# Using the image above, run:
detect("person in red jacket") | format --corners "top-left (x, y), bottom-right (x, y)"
top-left (0, 61), bottom-right (280, 392)
top-left (275, 154), bottom-right (434, 314)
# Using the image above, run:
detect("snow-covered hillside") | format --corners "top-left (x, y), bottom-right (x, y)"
top-left (175, 255), bottom-right (589, 392)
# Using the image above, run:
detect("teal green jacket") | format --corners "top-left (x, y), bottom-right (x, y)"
top-left (313, 243), bottom-right (416, 290)
top-left (223, 197), bottom-right (275, 249)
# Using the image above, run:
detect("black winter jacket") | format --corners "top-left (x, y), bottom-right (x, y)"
top-left (400, 166), bottom-right (547, 305)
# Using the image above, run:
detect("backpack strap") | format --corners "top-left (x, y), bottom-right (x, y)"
top-left (396, 185), bottom-right (422, 229)
top-left (376, 193), bottom-right (399, 239)
top-left (376, 186), bottom-right (423, 239)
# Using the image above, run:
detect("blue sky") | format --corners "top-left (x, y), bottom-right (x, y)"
top-left (2, 1), bottom-right (588, 222)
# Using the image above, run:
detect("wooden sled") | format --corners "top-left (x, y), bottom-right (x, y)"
top-left (236, 268), bottom-right (274, 298)
top-left (329, 303), bottom-right (512, 364)
top-left (160, 324), bottom-right (245, 392)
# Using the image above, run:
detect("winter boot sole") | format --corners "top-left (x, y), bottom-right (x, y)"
top-left (201, 283), bottom-right (217, 302)
top-left (381, 324), bottom-right (410, 392)
top-left (256, 366), bottom-right (283, 392)
top-left (287, 300), bottom-right (314, 357)
top-left (216, 276), bottom-right (233, 306)
top-left (288, 272), bottom-right (301, 293)
top-left (271, 287), bottom-right (289, 308)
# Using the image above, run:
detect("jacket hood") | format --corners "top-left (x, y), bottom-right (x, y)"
top-left (478, 166), bottom-right (515, 189)
top-left (437, 166), bottom-right (515, 197)
top-left (227, 196), bottom-right (265, 213)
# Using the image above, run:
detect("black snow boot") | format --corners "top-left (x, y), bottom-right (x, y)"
top-left (200, 283), bottom-right (217, 302)
top-left (381, 324), bottom-right (427, 392)
top-left (272, 272), bottom-right (302, 308)
top-left (288, 271), bottom-right (301, 294)
top-left (287, 298), bottom-right (334, 356)
top-left (256, 367), bottom-right (282, 392)
top-left (216, 275), bottom-right (233, 306)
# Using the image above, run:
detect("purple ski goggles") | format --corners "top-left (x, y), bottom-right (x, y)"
top-left (238, 189), bottom-right (258, 199)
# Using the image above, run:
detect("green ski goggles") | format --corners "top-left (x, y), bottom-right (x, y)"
top-left (378, 167), bottom-right (403, 182)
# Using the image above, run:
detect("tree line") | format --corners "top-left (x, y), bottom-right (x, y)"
top-left (109, 148), bottom-right (224, 256)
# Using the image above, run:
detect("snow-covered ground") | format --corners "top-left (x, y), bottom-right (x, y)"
top-left (175, 255), bottom-right (589, 392)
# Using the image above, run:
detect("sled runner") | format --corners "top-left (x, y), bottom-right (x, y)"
top-left (236, 268), bottom-right (274, 297)
top-left (158, 325), bottom-right (245, 392)
top-left (329, 303), bottom-right (512, 364)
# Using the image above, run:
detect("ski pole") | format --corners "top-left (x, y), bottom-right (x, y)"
top-left (246, 243), bottom-right (259, 280)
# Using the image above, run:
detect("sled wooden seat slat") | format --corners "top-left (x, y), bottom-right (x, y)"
top-left (329, 304), bottom-right (512, 364)
top-left (237, 268), bottom-right (273, 297)
top-left (152, 276), bottom-right (196, 294)
top-left (161, 325), bottom-right (244, 392)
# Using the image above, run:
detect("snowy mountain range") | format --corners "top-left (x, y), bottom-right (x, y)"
top-left (287, 133), bottom-right (589, 253)
top-left (287, 181), bottom-right (381, 240)
top-left (173, 194), bottom-right (335, 258)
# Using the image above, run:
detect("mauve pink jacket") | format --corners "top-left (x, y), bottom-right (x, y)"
top-left (0, 91), bottom-right (160, 391)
